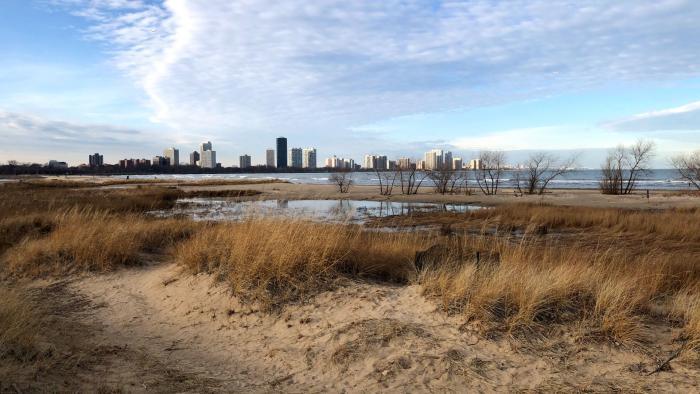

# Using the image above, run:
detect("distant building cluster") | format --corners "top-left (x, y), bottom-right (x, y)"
top-left (73, 136), bottom-right (485, 172)
top-left (324, 156), bottom-right (356, 170)
top-left (362, 155), bottom-right (389, 170)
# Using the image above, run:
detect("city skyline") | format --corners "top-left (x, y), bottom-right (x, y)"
top-left (2, 1), bottom-right (700, 167)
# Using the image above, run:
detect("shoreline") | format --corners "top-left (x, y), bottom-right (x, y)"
top-left (3, 175), bottom-right (699, 209)
top-left (174, 181), bottom-right (700, 210)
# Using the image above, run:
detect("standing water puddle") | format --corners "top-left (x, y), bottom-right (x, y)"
top-left (150, 198), bottom-right (481, 224)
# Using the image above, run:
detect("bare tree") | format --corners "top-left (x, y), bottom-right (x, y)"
top-left (514, 152), bottom-right (579, 195)
top-left (398, 166), bottom-right (428, 195)
top-left (671, 151), bottom-right (700, 190)
top-left (462, 169), bottom-right (475, 195)
top-left (428, 165), bottom-right (464, 194)
top-left (474, 151), bottom-right (506, 195)
top-left (375, 169), bottom-right (398, 196)
top-left (329, 171), bottom-right (353, 193)
top-left (599, 140), bottom-right (655, 195)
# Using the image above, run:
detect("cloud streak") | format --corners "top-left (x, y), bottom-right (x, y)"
top-left (603, 101), bottom-right (700, 132)
top-left (0, 109), bottom-right (151, 147)
top-left (57, 0), bottom-right (700, 142)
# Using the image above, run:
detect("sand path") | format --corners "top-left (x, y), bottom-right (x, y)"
top-left (46, 261), bottom-right (699, 392)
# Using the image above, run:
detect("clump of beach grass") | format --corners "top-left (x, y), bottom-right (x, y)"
top-left (0, 286), bottom-right (40, 362)
top-left (2, 210), bottom-right (200, 277)
top-left (174, 218), bottom-right (431, 309)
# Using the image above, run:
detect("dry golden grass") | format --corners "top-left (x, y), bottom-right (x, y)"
top-left (2, 210), bottom-right (200, 277)
top-left (0, 182), bottom-right (183, 216)
top-left (0, 182), bottom-right (260, 219)
top-left (419, 235), bottom-right (699, 344)
top-left (370, 203), bottom-right (700, 243)
top-left (17, 177), bottom-right (286, 188)
top-left (175, 219), bottom-right (431, 309)
top-left (670, 288), bottom-right (700, 348)
top-left (0, 286), bottom-right (40, 362)
top-left (1, 183), bottom-right (699, 348)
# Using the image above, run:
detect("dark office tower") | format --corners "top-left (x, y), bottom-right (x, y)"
top-left (276, 137), bottom-right (288, 168)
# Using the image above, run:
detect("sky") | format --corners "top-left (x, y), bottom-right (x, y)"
top-left (1, 0), bottom-right (700, 167)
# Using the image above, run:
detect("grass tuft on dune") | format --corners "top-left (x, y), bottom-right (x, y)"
top-left (175, 219), bottom-right (429, 309)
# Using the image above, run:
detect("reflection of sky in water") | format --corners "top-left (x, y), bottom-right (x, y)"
top-left (151, 199), bottom-right (481, 223)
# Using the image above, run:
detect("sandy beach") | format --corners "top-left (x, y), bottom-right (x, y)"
top-left (2, 178), bottom-right (699, 392)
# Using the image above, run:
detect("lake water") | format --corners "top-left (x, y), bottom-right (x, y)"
top-left (151, 198), bottom-right (481, 223)
top-left (114, 169), bottom-right (691, 190)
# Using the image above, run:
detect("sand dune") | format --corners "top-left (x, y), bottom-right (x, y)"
top-left (18, 261), bottom-right (692, 392)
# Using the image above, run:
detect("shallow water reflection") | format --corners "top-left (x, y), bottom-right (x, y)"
top-left (151, 198), bottom-right (481, 223)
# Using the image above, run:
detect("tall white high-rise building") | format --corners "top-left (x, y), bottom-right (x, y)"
top-left (266, 149), bottom-right (275, 167)
top-left (325, 156), bottom-right (338, 168)
top-left (424, 149), bottom-right (444, 170)
top-left (363, 155), bottom-right (376, 169)
top-left (288, 148), bottom-right (303, 168)
top-left (164, 147), bottom-right (179, 166)
top-left (240, 155), bottom-right (252, 169)
top-left (302, 148), bottom-right (317, 169)
top-left (200, 141), bottom-right (216, 169)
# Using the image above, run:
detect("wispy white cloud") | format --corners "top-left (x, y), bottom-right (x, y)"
top-left (450, 126), bottom-right (633, 151)
top-left (0, 109), bottom-right (148, 144)
top-left (54, 0), bottom-right (700, 143)
top-left (602, 101), bottom-right (700, 132)
top-left (0, 109), bottom-right (165, 164)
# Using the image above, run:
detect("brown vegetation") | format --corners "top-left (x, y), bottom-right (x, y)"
top-left (420, 235), bottom-right (699, 344)
top-left (370, 203), bottom-right (700, 244)
top-left (175, 219), bottom-right (428, 309)
top-left (3, 211), bottom-right (199, 277)
top-left (1, 183), bottom-right (698, 356)
top-left (0, 286), bottom-right (40, 362)
top-left (16, 177), bottom-right (286, 187)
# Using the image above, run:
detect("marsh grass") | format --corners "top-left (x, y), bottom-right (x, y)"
top-left (3, 210), bottom-right (200, 277)
top-left (419, 235), bottom-right (700, 344)
top-left (17, 178), bottom-right (286, 188)
top-left (175, 218), bottom-right (430, 309)
top-left (370, 203), bottom-right (700, 243)
top-left (0, 286), bottom-right (40, 362)
top-left (1, 184), bottom-right (699, 347)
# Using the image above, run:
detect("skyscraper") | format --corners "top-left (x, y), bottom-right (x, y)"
top-left (424, 149), bottom-right (444, 170)
top-left (276, 137), bottom-right (287, 168)
top-left (266, 149), bottom-right (275, 167)
top-left (152, 156), bottom-right (169, 166)
top-left (363, 155), bottom-right (377, 169)
top-left (164, 147), bottom-right (179, 166)
top-left (88, 153), bottom-right (103, 167)
top-left (289, 148), bottom-right (303, 168)
top-left (302, 148), bottom-right (317, 169)
top-left (189, 151), bottom-right (200, 166)
top-left (376, 155), bottom-right (388, 170)
top-left (444, 151), bottom-right (453, 170)
top-left (200, 141), bottom-right (216, 169)
top-left (239, 154), bottom-right (252, 169)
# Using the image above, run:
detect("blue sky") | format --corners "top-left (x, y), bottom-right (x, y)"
top-left (2, 0), bottom-right (700, 167)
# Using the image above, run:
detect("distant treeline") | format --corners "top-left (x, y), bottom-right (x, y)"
top-left (0, 164), bottom-right (362, 176)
